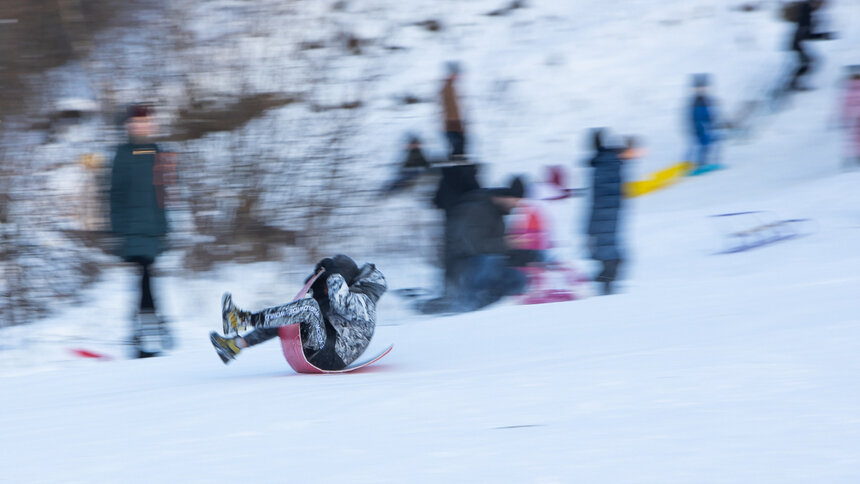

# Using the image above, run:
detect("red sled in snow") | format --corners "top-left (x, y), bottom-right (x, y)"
top-left (278, 268), bottom-right (393, 374)
top-left (516, 264), bottom-right (589, 305)
top-left (507, 201), bottom-right (590, 305)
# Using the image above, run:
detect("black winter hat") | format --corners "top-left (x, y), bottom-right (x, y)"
top-left (126, 103), bottom-right (154, 121)
top-left (332, 254), bottom-right (359, 286)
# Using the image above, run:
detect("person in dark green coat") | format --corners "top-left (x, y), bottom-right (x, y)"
top-left (109, 103), bottom-right (171, 357)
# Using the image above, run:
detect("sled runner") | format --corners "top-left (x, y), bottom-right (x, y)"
top-left (278, 268), bottom-right (393, 373)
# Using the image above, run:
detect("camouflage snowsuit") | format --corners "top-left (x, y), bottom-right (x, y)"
top-left (243, 263), bottom-right (387, 368)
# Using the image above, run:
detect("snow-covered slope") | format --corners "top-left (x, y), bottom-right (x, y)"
top-left (2, 1), bottom-right (859, 483)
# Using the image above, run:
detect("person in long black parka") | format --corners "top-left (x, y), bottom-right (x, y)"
top-left (585, 129), bottom-right (639, 295)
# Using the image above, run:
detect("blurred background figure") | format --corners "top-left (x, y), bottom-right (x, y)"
top-left (420, 176), bottom-right (527, 314)
top-left (441, 61), bottom-right (466, 157)
top-left (506, 183), bottom-right (552, 267)
top-left (505, 179), bottom-right (562, 296)
top-left (506, 177), bottom-right (590, 304)
top-left (840, 66), bottom-right (860, 167)
top-left (433, 154), bottom-right (481, 297)
top-left (380, 134), bottom-right (431, 195)
top-left (784, 0), bottom-right (834, 92)
top-left (585, 129), bottom-right (639, 296)
top-left (78, 152), bottom-right (107, 231)
top-left (109, 103), bottom-right (173, 358)
top-left (688, 73), bottom-right (723, 175)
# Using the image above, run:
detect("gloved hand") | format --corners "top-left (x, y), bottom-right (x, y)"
top-left (310, 257), bottom-right (340, 300)
top-left (305, 257), bottom-right (336, 286)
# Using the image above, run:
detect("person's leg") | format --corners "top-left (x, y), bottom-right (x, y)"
top-left (700, 139), bottom-right (712, 167)
top-left (247, 298), bottom-right (326, 352)
top-left (211, 298), bottom-right (327, 364)
top-left (462, 255), bottom-right (525, 309)
top-left (446, 131), bottom-right (465, 156)
top-left (128, 256), bottom-right (166, 357)
top-left (595, 259), bottom-right (622, 295)
top-left (443, 213), bottom-right (457, 296)
top-left (306, 321), bottom-right (346, 371)
top-left (131, 257), bottom-right (155, 312)
top-left (693, 139), bottom-right (705, 167)
top-left (790, 44), bottom-right (811, 90)
top-left (240, 327), bottom-right (280, 347)
top-left (595, 260), bottom-right (610, 295)
top-left (445, 132), bottom-right (456, 157)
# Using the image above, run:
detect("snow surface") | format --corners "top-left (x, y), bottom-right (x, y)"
top-left (3, 0), bottom-right (860, 482)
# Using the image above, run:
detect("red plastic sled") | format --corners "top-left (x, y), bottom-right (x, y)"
top-left (69, 348), bottom-right (115, 361)
top-left (278, 268), bottom-right (393, 374)
top-left (516, 264), bottom-right (587, 305)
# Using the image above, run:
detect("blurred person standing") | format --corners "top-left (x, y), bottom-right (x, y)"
top-left (433, 154), bottom-right (480, 295)
top-left (840, 66), bottom-right (860, 167)
top-left (785, 0), bottom-right (834, 92)
top-left (441, 61), bottom-right (466, 157)
top-left (688, 73), bottom-right (723, 175)
top-left (421, 177), bottom-right (527, 313)
top-left (380, 134), bottom-right (431, 195)
top-left (585, 129), bottom-right (639, 296)
top-left (109, 103), bottom-right (172, 358)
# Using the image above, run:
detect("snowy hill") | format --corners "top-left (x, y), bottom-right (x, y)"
top-left (2, 0), bottom-right (860, 483)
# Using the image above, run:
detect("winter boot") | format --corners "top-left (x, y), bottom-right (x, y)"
top-left (159, 317), bottom-right (175, 351)
top-left (132, 310), bottom-right (163, 358)
top-left (209, 332), bottom-right (242, 364)
top-left (221, 292), bottom-right (251, 336)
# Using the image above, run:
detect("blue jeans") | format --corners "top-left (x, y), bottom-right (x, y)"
top-left (455, 255), bottom-right (526, 311)
top-left (692, 138), bottom-right (712, 167)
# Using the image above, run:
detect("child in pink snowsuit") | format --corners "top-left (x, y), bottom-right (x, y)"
top-left (842, 71), bottom-right (860, 165)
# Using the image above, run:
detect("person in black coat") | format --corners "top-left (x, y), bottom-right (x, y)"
top-left (585, 129), bottom-right (638, 295)
top-left (432, 154), bottom-right (481, 294)
top-left (787, 0), bottom-right (833, 91)
top-left (421, 176), bottom-right (527, 313)
top-left (109, 103), bottom-right (172, 357)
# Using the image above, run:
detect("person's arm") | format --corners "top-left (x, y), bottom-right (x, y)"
top-left (326, 265), bottom-right (387, 319)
